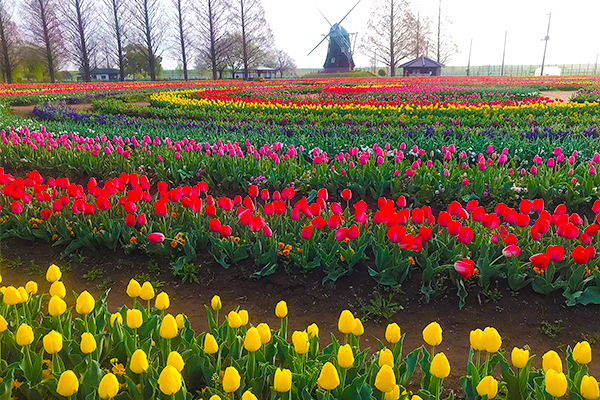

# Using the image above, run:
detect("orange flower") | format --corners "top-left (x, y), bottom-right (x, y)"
top-left (473, 268), bottom-right (480, 277)
top-left (283, 249), bottom-right (290, 256)
top-left (278, 242), bottom-right (285, 250)
top-left (130, 237), bottom-right (137, 244)
top-left (171, 212), bottom-right (177, 218)
top-left (408, 257), bottom-right (415, 265)
top-left (171, 241), bottom-right (178, 248)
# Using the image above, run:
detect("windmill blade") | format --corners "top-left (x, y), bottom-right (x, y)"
top-left (338, 0), bottom-right (362, 26)
top-left (317, 8), bottom-right (332, 26)
top-left (307, 34), bottom-right (330, 56)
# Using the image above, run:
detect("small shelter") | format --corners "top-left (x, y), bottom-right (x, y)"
top-left (83, 68), bottom-right (120, 81)
top-left (232, 66), bottom-right (277, 79)
top-left (400, 57), bottom-right (444, 76)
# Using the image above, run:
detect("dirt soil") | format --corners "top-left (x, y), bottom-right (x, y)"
top-left (540, 90), bottom-right (577, 103)
top-left (1, 237), bottom-right (600, 392)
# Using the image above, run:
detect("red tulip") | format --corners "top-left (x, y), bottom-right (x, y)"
top-left (10, 201), bottom-right (23, 214)
top-left (335, 227), bottom-right (348, 241)
top-left (419, 226), bottom-right (433, 241)
top-left (447, 220), bottom-right (462, 236)
top-left (437, 212), bottom-right (452, 227)
top-left (533, 199), bottom-right (544, 213)
top-left (472, 207), bottom-right (485, 222)
top-left (584, 224), bottom-right (599, 237)
top-left (411, 209), bottom-right (424, 224)
top-left (206, 204), bottom-right (216, 217)
top-left (125, 214), bottom-right (136, 227)
top-left (347, 224), bottom-right (359, 240)
top-left (447, 201), bottom-right (462, 216)
top-left (341, 189), bottom-right (352, 201)
top-left (291, 208), bottom-right (301, 220)
top-left (327, 215), bottom-right (341, 230)
top-left (580, 233), bottom-right (592, 245)
top-left (311, 216), bottom-right (326, 230)
top-left (260, 189), bottom-right (269, 200)
top-left (301, 225), bottom-right (313, 240)
top-left (554, 204), bottom-right (567, 215)
top-left (519, 200), bottom-right (533, 214)
top-left (248, 185), bottom-right (259, 198)
top-left (209, 218), bottom-right (221, 233)
top-left (502, 245), bottom-right (521, 258)
top-left (503, 233), bottom-right (518, 245)
top-left (562, 223), bottom-right (579, 240)
top-left (530, 225), bottom-right (542, 241)
top-left (586, 245), bottom-right (596, 259)
top-left (148, 233), bottom-right (165, 244)
top-left (396, 195), bottom-right (406, 208)
top-left (264, 225), bottom-right (273, 237)
top-left (40, 208), bottom-right (52, 220)
top-left (535, 218), bottom-right (550, 234)
top-left (454, 259), bottom-right (475, 280)
top-left (572, 246), bottom-right (590, 265)
top-left (547, 245), bottom-right (565, 262)
top-left (264, 203), bottom-right (274, 216)
top-left (318, 188), bottom-right (328, 201)
top-left (331, 203), bottom-right (343, 215)
top-left (515, 214), bottom-right (530, 228)
top-left (398, 234), bottom-right (414, 250)
top-left (483, 214), bottom-right (500, 230)
top-left (387, 225), bottom-right (406, 243)
top-left (529, 253), bottom-right (550, 269)
top-left (220, 225), bottom-right (232, 237)
top-left (458, 226), bottom-right (474, 244)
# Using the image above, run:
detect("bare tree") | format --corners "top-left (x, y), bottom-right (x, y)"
top-left (360, 0), bottom-right (411, 77)
top-left (23, 0), bottom-right (63, 82)
top-left (64, 0), bottom-right (97, 82)
top-left (195, 0), bottom-right (230, 80)
top-left (103, 0), bottom-right (128, 80)
top-left (0, 0), bottom-right (20, 83)
top-left (435, 0), bottom-right (458, 64)
top-left (231, 0), bottom-right (272, 79)
top-left (132, 0), bottom-right (163, 81)
top-left (222, 31), bottom-right (243, 78)
top-left (271, 49), bottom-right (295, 78)
top-left (405, 10), bottom-right (433, 59)
top-left (171, 0), bottom-right (191, 80)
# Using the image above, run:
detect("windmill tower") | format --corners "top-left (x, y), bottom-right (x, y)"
top-left (308, 0), bottom-right (361, 73)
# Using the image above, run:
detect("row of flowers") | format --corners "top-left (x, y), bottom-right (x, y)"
top-left (0, 263), bottom-right (598, 399)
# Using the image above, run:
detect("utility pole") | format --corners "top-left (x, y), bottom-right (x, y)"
top-left (466, 39), bottom-right (472, 76)
top-left (540, 11), bottom-right (552, 76)
top-left (501, 31), bottom-right (507, 76)
top-left (594, 53), bottom-right (598, 75)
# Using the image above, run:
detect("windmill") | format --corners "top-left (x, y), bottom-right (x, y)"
top-left (307, 0), bottom-right (362, 73)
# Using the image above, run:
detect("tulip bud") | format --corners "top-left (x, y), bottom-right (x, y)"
top-left (211, 295), bottom-right (222, 310)
top-left (175, 314), bottom-right (186, 329)
top-left (375, 365), bottom-right (397, 393)
top-left (545, 369), bottom-right (568, 397)
top-left (81, 332), bottom-right (97, 354)
top-left (385, 323), bottom-right (401, 344)
top-left (338, 310), bottom-right (356, 334)
top-left (482, 327), bottom-right (501, 353)
top-left (130, 349), bottom-right (149, 374)
top-left (307, 323), bottom-right (319, 338)
top-left (470, 329), bottom-right (484, 350)
top-left (542, 350), bottom-right (563, 373)
top-left (275, 300), bottom-right (288, 318)
top-left (292, 330), bottom-right (310, 354)
top-left (140, 281), bottom-right (155, 300)
top-left (338, 344), bottom-right (355, 368)
top-left (98, 373), bottom-right (119, 399)
top-left (222, 366), bottom-right (241, 393)
top-left (155, 292), bottom-right (170, 310)
top-left (126, 279), bottom-right (142, 298)
top-left (423, 322), bottom-right (442, 346)
top-left (274, 368), bottom-right (292, 392)
top-left (17, 287), bottom-right (28, 303)
top-left (241, 391), bottom-right (258, 400)
top-left (49, 295), bottom-right (67, 316)
top-left (0, 315), bottom-right (7, 332)
top-left (430, 352), bottom-right (451, 379)
top-left (239, 310), bottom-right (249, 326)
top-left (353, 318), bottom-right (364, 336)
top-left (244, 327), bottom-right (262, 352)
top-left (49, 281), bottom-right (66, 298)
top-left (158, 365), bottom-right (183, 395)
top-left (46, 264), bottom-right (62, 283)
top-left (167, 351), bottom-right (185, 372)
top-left (378, 348), bottom-right (394, 367)
top-left (160, 314), bottom-right (178, 339)
top-left (3, 286), bottom-right (22, 305)
top-left (227, 311), bottom-right (243, 328)
top-left (57, 370), bottom-right (79, 397)
top-left (110, 313), bottom-right (123, 327)
top-left (477, 376), bottom-right (498, 399)
top-left (16, 323), bottom-right (34, 346)
top-left (257, 323), bottom-right (271, 344)
top-left (573, 341), bottom-right (592, 364)
top-left (43, 330), bottom-right (63, 354)
top-left (317, 362), bottom-right (340, 391)
top-left (580, 375), bottom-right (600, 400)
top-left (127, 309), bottom-right (143, 329)
top-left (25, 281), bottom-right (38, 295)
top-left (511, 347), bottom-right (529, 369)
top-left (76, 291), bottom-right (95, 315)
top-left (203, 333), bottom-right (219, 354)
top-left (385, 385), bottom-right (401, 400)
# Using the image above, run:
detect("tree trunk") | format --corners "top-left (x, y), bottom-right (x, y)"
top-left (240, 0), bottom-right (248, 80)
top-left (176, 0), bottom-right (187, 80)
top-left (208, 0), bottom-right (217, 80)
top-left (389, 0), bottom-right (395, 77)
top-left (0, 15), bottom-right (13, 83)
top-left (111, 0), bottom-right (125, 81)
top-left (74, 0), bottom-right (91, 82)
top-left (143, 0), bottom-right (156, 80)
top-left (38, 0), bottom-right (56, 82)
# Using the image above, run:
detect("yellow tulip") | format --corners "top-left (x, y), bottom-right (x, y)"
top-left (511, 347), bottom-right (529, 369)
top-left (158, 365), bottom-right (182, 395)
top-left (239, 310), bottom-right (249, 326)
top-left (317, 362), bottom-right (340, 391)
top-left (3, 286), bottom-right (22, 305)
top-left (482, 327), bottom-right (501, 353)
top-left (98, 373), bottom-right (119, 399)
top-left (222, 366), bottom-right (241, 393)
top-left (244, 327), bottom-right (262, 352)
top-left (274, 368), bottom-right (292, 392)
top-left (242, 391), bottom-right (258, 400)
top-left (353, 318), bottom-right (364, 336)
top-left (25, 281), bottom-right (38, 295)
top-left (17, 286), bottom-right (28, 303)
top-left (423, 322), bottom-right (443, 346)
top-left (56, 370), bottom-right (79, 397)
top-left (227, 311), bottom-right (243, 328)
top-left (477, 376), bottom-right (498, 399)
top-left (43, 330), bottom-right (63, 354)
top-left (430, 352), bottom-right (451, 379)
top-left (470, 329), bottom-right (484, 351)
top-left (338, 310), bottom-right (356, 334)
top-left (130, 349), bottom-right (149, 374)
top-left (211, 295), bottom-right (222, 310)
top-left (257, 322), bottom-right (271, 344)
top-left (542, 351), bottom-right (563, 373)
top-left (167, 351), bottom-right (185, 372)
top-left (76, 291), bottom-right (95, 315)
top-left (110, 313), bottom-right (123, 327)
top-left (48, 295), bottom-right (67, 316)
top-left (385, 385), bottom-right (401, 400)
top-left (176, 314), bottom-right (186, 329)
top-left (275, 300), bottom-right (288, 318)
top-left (338, 344), bottom-right (354, 368)
top-left (574, 341), bottom-right (592, 364)
top-left (155, 292), bottom-right (170, 310)
top-left (160, 314), bottom-right (178, 339)
top-left (16, 323), bottom-right (34, 346)
top-left (385, 323), bottom-right (401, 344)
top-left (46, 264), bottom-right (62, 283)
top-left (307, 323), bottom-right (319, 338)
top-left (140, 282), bottom-right (155, 300)
top-left (126, 309), bottom-right (143, 329)
top-left (292, 330), bottom-right (309, 354)
top-left (81, 332), bottom-right (97, 354)
top-left (0, 315), bottom-right (7, 332)
top-left (209, 396), bottom-right (221, 400)
top-left (375, 365), bottom-right (396, 393)
top-left (126, 279), bottom-right (142, 298)
top-left (545, 369), bottom-right (568, 397)
top-left (379, 348), bottom-right (394, 367)
top-left (204, 333), bottom-right (219, 354)
top-left (580, 375), bottom-right (600, 400)
top-left (49, 281), bottom-right (66, 298)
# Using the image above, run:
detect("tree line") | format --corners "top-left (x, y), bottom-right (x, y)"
top-left (0, 0), bottom-right (296, 83)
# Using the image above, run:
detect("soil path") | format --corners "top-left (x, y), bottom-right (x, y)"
top-left (540, 90), bottom-right (577, 102)
top-left (9, 101), bottom-right (150, 117)
top-left (1, 237), bottom-right (600, 392)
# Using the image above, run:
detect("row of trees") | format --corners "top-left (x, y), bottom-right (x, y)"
top-left (361, 0), bottom-right (458, 77)
top-left (0, 0), bottom-right (295, 83)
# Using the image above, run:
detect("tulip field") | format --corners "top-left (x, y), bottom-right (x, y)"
top-left (2, 75), bottom-right (600, 398)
